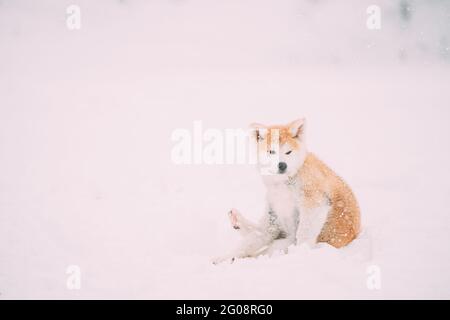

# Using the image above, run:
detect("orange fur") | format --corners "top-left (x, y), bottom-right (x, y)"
top-left (299, 153), bottom-right (360, 248)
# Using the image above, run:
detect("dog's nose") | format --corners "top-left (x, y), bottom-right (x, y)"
top-left (278, 162), bottom-right (287, 172)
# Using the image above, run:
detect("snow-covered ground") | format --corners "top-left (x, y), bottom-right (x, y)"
top-left (1, 0), bottom-right (450, 299)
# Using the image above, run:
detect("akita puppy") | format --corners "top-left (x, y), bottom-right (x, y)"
top-left (214, 118), bottom-right (360, 264)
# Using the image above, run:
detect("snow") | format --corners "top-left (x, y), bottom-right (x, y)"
top-left (1, 0), bottom-right (450, 299)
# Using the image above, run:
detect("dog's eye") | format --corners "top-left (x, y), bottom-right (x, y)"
top-left (285, 150), bottom-right (292, 155)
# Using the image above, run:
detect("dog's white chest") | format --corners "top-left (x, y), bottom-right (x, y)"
top-left (266, 182), bottom-right (300, 236)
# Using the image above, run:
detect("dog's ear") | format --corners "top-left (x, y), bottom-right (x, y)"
top-left (250, 123), bottom-right (267, 141)
top-left (289, 118), bottom-right (305, 139)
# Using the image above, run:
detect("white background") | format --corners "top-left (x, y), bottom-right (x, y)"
top-left (1, 0), bottom-right (450, 298)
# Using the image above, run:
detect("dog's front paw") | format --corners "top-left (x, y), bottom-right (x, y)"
top-left (228, 208), bottom-right (242, 230)
top-left (211, 255), bottom-right (236, 265)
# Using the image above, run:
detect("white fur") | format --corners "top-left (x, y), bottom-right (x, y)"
top-left (296, 203), bottom-right (330, 247)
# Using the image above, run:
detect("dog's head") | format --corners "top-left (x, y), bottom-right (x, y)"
top-left (251, 118), bottom-right (307, 178)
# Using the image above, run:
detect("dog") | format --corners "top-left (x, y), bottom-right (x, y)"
top-left (213, 118), bottom-right (360, 264)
